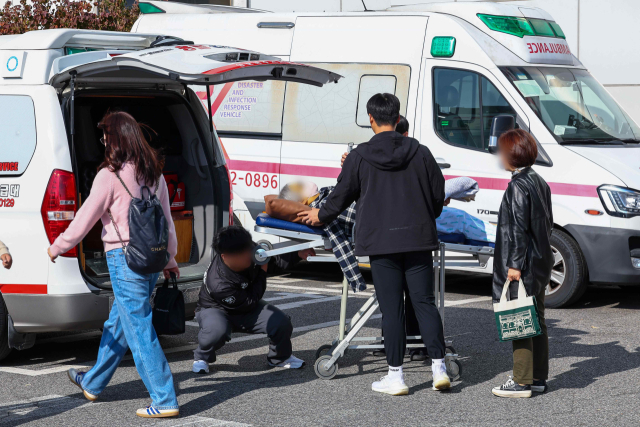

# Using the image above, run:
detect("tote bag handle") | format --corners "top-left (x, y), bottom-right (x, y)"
top-left (499, 278), bottom-right (528, 304)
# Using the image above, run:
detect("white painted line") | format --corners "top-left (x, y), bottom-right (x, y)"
top-left (159, 415), bottom-right (251, 426)
top-left (274, 295), bottom-right (342, 310)
top-left (445, 296), bottom-right (492, 306)
top-left (266, 276), bottom-right (306, 284)
top-left (263, 292), bottom-right (326, 302)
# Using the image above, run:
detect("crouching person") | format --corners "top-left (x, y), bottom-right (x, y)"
top-left (193, 226), bottom-right (305, 373)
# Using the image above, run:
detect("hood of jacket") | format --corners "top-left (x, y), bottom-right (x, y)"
top-left (356, 131), bottom-right (421, 171)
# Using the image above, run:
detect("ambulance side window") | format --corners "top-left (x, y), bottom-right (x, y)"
top-left (0, 95), bottom-right (37, 176)
top-left (282, 63), bottom-right (411, 144)
top-left (434, 68), bottom-right (516, 151)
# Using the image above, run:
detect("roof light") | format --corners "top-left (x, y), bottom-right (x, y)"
top-left (549, 22), bottom-right (566, 39)
top-left (139, 2), bottom-right (165, 14)
top-left (477, 14), bottom-right (534, 38)
top-left (431, 37), bottom-right (456, 58)
top-left (528, 18), bottom-right (555, 37)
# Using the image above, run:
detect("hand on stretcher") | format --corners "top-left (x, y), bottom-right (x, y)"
top-left (297, 208), bottom-right (323, 226)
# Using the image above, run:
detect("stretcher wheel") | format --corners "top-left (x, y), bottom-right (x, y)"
top-left (253, 242), bottom-right (271, 266)
top-left (314, 355), bottom-right (338, 380)
top-left (445, 346), bottom-right (456, 356)
top-left (315, 344), bottom-right (333, 360)
top-left (446, 359), bottom-right (462, 381)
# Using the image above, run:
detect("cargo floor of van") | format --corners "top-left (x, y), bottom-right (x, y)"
top-left (71, 90), bottom-right (216, 289)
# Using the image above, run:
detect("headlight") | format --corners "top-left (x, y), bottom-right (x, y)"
top-left (598, 185), bottom-right (640, 217)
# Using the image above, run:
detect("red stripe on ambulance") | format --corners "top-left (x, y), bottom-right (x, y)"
top-left (0, 284), bottom-right (47, 294)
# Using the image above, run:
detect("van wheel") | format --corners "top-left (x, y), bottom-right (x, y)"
top-left (0, 293), bottom-right (13, 363)
top-left (544, 229), bottom-right (588, 308)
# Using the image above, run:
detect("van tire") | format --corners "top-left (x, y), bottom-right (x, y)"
top-left (545, 229), bottom-right (588, 308)
top-left (0, 293), bottom-right (13, 363)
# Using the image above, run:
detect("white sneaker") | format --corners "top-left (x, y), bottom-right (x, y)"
top-left (269, 355), bottom-right (305, 369)
top-left (432, 363), bottom-right (451, 391)
top-left (192, 360), bottom-right (209, 374)
top-left (136, 405), bottom-right (179, 418)
top-left (371, 374), bottom-right (409, 396)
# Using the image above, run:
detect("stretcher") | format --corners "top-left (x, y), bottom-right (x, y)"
top-left (253, 214), bottom-right (495, 381)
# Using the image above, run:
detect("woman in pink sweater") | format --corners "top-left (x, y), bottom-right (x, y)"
top-left (47, 111), bottom-right (180, 418)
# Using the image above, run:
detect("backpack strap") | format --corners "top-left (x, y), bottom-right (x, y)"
top-left (107, 170), bottom-right (132, 253)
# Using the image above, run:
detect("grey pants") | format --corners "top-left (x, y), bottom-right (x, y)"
top-left (193, 300), bottom-right (293, 365)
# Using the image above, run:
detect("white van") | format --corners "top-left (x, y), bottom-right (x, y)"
top-left (133, 1), bottom-right (640, 308)
top-left (0, 29), bottom-right (339, 362)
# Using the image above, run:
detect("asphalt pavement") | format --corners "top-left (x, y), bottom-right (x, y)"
top-left (1, 263), bottom-right (640, 426)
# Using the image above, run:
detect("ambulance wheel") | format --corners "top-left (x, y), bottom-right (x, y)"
top-left (253, 242), bottom-right (271, 266)
top-left (315, 344), bottom-right (333, 360)
top-left (314, 355), bottom-right (338, 380)
top-left (0, 293), bottom-right (12, 363)
top-left (446, 359), bottom-right (462, 381)
top-left (545, 229), bottom-right (588, 308)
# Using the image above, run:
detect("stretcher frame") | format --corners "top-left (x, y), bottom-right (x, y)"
top-left (254, 224), bottom-right (494, 382)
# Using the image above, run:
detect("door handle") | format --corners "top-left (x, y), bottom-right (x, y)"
top-left (436, 157), bottom-right (451, 169)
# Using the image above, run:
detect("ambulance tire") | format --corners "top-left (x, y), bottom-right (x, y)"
top-left (0, 293), bottom-right (12, 363)
top-left (544, 229), bottom-right (588, 308)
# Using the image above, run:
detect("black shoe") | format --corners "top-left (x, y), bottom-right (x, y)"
top-left (532, 380), bottom-right (548, 393)
top-left (492, 377), bottom-right (532, 398)
top-left (409, 349), bottom-right (428, 362)
top-left (372, 349), bottom-right (386, 357)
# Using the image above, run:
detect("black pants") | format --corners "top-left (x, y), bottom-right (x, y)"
top-left (370, 251), bottom-right (445, 367)
top-left (193, 300), bottom-right (293, 365)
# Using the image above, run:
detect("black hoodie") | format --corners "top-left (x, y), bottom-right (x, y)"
top-left (318, 131), bottom-right (445, 256)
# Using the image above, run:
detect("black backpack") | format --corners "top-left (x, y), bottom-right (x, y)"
top-left (108, 172), bottom-right (170, 275)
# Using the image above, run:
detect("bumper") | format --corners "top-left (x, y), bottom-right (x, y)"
top-left (566, 224), bottom-right (640, 285)
top-left (3, 293), bottom-right (109, 333)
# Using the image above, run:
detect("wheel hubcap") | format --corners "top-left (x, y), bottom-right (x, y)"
top-left (546, 245), bottom-right (565, 296)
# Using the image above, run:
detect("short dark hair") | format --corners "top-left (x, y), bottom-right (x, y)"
top-left (366, 93), bottom-right (400, 126)
top-left (396, 115), bottom-right (409, 135)
top-left (214, 225), bottom-right (254, 255)
top-left (498, 129), bottom-right (538, 168)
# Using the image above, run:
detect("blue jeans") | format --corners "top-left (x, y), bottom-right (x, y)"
top-left (81, 248), bottom-right (178, 410)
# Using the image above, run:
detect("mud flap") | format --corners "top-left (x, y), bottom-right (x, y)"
top-left (8, 315), bottom-right (35, 351)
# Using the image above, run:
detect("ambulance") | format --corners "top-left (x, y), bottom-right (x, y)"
top-left (133, 1), bottom-right (640, 308)
top-left (0, 29), bottom-right (340, 361)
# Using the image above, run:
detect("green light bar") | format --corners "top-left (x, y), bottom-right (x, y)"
top-left (431, 37), bottom-right (456, 58)
top-left (549, 21), bottom-right (566, 39)
top-left (139, 2), bottom-right (165, 14)
top-left (528, 18), bottom-right (555, 37)
top-left (477, 14), bottom-right (534, 38)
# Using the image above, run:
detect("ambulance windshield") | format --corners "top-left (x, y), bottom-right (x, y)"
top-left (501, 66), bottom-right (640, 144)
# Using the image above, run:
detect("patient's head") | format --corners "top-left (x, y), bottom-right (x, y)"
top-left (215, 225), bottom-right (254, 271)
top-left (278, 181), bottom-right (319, 204)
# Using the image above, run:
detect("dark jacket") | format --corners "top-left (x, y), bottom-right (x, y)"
top-left (492, 167), bottom-right (554, 302)
top-left (318, 131), bottom-right (445, 256)
top-left (197, 252), bottom-right (298, 314)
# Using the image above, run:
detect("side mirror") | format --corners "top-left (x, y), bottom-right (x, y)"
top-left (488, 115), bottom-right (515, 154)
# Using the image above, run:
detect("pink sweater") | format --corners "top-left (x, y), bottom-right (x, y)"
top-left (50, 163), bottom-right (178, 269)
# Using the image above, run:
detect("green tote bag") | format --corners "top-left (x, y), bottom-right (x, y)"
top-left (493, 279), bottom-right (542, 342)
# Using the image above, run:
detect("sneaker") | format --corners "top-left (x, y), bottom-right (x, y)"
top-left (409, 349), bottom-right (428, 362)
top-left (192, 360), bottom-right (209, 374)
top-left (67, 368), bottom-right (98, 402)
top-left (136, 405), bottom-right (179, 418)
top-left (492, 377), bottom-right (532, 398)
top-left (268, 355), bottom-right (305, 369)
top-left (372, 348), bottom-right (386, 357)
top-left (532, 379), bottom-right (548, 393)
top-left (371, 374), bottom-right (409, 396)
top-left (431, 362), bottom-right (451, 390)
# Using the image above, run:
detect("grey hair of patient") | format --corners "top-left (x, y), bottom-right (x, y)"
top-left (278, 183), bottom-right (304, 202)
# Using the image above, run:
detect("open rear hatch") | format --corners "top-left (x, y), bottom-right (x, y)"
top-left (49, 44), bottom-right (342, 88)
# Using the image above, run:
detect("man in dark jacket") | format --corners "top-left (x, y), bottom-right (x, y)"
top-left (192, 226), bottom-right (306, 374)
top-left (299, 93), bottom-right (450, 395)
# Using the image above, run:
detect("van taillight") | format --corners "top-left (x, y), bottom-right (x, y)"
top-left (41, 169), bottom-right (78, 257)
top-left (225, 164), bottom-right (233, 226)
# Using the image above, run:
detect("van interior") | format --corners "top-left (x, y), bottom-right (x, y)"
top-left (70, 90), bottom-right (215, 288)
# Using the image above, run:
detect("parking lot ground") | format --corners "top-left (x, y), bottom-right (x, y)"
top-left (1, 263), bottom-right (640, 426)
